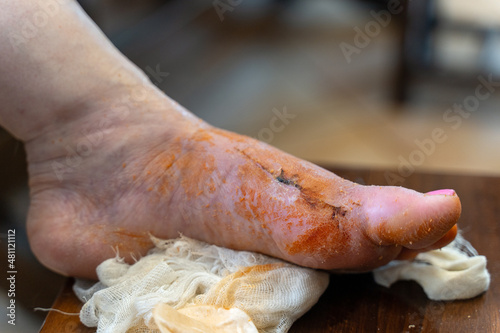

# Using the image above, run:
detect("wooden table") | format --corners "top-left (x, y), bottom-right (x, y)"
top-left (40, 167), bottom-right (500, 332)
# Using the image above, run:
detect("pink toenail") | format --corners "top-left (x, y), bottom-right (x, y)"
top-left (425, 189), bottom-right (456, 196)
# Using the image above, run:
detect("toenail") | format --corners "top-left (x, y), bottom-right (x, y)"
top-left (425, 189), bottom-right (456, 196)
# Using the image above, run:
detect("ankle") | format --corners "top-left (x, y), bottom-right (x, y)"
top-left (24, 87), bottom-right (203, 190)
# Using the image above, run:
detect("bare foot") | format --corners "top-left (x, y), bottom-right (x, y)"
top-left (25, 93), bottom-right (461, 279)
top-left (0, 0), bottom-right (460, 280)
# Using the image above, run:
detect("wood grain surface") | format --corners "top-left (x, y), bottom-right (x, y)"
top-left (40, 167), bottom-right (500, 332)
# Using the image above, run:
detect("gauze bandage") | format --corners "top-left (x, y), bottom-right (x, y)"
top-left (373, 233), bottom-right (490, 301)
top-left (73, 236), bottom-right (329, 333)
top-left (74, 233), bottom-right (489, 332)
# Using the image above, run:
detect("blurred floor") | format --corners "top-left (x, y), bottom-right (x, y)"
top-left (1, 0), bottom-right (500, 331)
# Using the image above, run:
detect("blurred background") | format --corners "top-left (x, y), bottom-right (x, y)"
top-left (1, 0), bottom-right (500, 330)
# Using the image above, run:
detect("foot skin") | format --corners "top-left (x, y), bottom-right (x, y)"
top-left (25, 97), bottom-right (461, 279)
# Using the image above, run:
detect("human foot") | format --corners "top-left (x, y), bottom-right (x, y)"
top-left (0, 1), bottom-right (460, 279)
top-left (25, 95), bottom-right (461, 279)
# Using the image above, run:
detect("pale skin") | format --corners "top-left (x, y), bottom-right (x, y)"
top-left (0, 1), bottom-right (461, 280)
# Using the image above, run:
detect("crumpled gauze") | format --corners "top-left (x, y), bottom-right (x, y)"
top-left (73, 236), bottom-right (329, 333)
top-left (373, 233), bottom-right (490, 301)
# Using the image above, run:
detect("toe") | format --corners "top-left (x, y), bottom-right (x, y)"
top-left (360, 186), bottom-right (461, 250)
top-left (395, 224), bottom-right (458, 260)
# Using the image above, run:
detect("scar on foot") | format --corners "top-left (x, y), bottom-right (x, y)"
top-left (275, 169), bottom-right (301, 190)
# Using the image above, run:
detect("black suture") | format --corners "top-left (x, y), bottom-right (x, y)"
top-left (276, 169), bottom-right (301, 189)
top-left (332, 206), bottom-right (347, 219)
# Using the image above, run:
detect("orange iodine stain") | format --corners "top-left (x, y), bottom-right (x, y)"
top-left (283, 197), bottom-right (353, 259)
top-left (137, 132), bottom-right (220, 201)
top-left (112, 228), bottom-right (149, 240)
top-left (140, 136), bottom-right (183, 197)
top-left (199, 263), bottom-right (286, 308)
top-left (234, 263), bottom-right (286, 276)
top-left (178, 153), bottom-right (217, 200)
top-left (233, 162), bottom-right (276, 237)
top-left (105, 228), bottom-right (154, 257)
top-left (286, 221), bottom-right (341, 256)
top-left (190, 128), bottom-right (215, 145)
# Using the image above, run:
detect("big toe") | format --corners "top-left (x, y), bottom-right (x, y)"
top-left (359, 187), bottom-right (461, 250)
